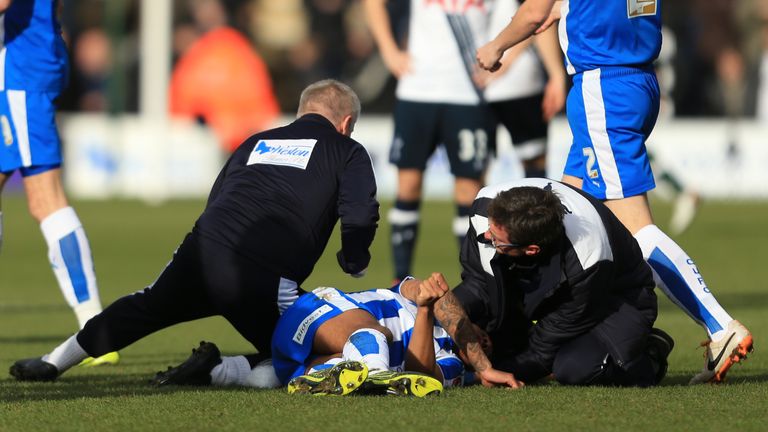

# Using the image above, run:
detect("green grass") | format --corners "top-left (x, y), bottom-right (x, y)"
top-left (1, 196), bottom-right (767, 431)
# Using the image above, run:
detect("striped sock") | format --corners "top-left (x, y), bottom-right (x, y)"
top-left (634, 224), bottom-right (733, 340)
top-left (40, 207), bottom-right (103, 328)
top-left (342, 328), bottom-right (390, 372)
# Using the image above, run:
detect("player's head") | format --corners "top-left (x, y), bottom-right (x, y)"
top-left (487, 186), bottom-right (565, 256)
top-left (297, 79), bottom-right (361, 137)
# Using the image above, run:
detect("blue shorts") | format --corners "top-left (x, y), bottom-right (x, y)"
top-left (271, 287), bottom-right (370, 384)
top-left (390, 100), bottom-right (496, 180)
top-left (0, 89), bottom-right (62, 176)
top-left (563, 67), bottom-right (659, 200)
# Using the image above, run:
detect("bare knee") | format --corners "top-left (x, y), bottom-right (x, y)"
top-left (313, 309), bottom-right (392, 354)
top-left (454, 177), bottom-right (481, 205)
top-left (396, 169), bottom-right (424, 201)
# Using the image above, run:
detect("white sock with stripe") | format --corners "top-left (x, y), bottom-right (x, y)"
top-left (634, 224), bottom-right (733, 341)
top-left (342, 328), bottom-right (390, 373)
top-left (40, 207), bottom-right (103, 329)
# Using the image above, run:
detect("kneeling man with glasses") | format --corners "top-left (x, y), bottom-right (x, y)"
top-left (432, 178), bottom-right (673, 387)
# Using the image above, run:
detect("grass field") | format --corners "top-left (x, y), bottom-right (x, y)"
top-left (1, 195), bottom-right (767, 431)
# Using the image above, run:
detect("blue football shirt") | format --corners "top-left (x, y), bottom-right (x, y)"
top-left (1, 0), bottom-right (68, 92)
top-left (558, 0), bottom-right (662, 74)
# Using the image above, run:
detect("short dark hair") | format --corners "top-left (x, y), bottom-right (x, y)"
top-left (487, 186), bottom-right (566, 251)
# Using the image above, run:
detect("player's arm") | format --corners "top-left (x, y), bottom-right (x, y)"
top-left (0, 0), bottom-right (12, 14)
top-left (363, 0), bottom-right (410, 78)
top-left (403, 275), bottom-right (448, 380)
top-left (477, 0), bottom-right (557, 72)
top-left (472, 38), bottom-right (533, 89)
top-left (432, 278), bottom-right (524, 389)
top-left (336, 144), bottom-right (380, 277)
top-left (533, 25), bottom-right (566, 121)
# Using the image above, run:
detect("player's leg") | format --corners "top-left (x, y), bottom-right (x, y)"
top-left (552, 327), bottom-right (672, 387)
top-left (571, 68), bottom-right (752, 383)
top-left (0, 172), bottom-right (8, 253)
top-left (491, 94), bottom-right (549, 178)
top-left (7, 89), bottom-right (107, 330)
top-left (651, 154), bottom-right (701, 235)
top-left (388, 101), bottom-right (439, 281)
top-left (272, 288), bottom-right (377, 394)
top-left (22, 168), bottom-right (107, 329)
top-left (10, 232), bottom-right (216, 381)
top-left (443, 104), bottom-right (494, 247)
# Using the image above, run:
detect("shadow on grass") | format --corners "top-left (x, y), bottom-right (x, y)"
top-left (658, 371), bottom-right (768, 386)
top-left (0, 335), bottom-right (72, 344)
top-left (0, 304), bottom-right (69, 314)
top-left (0, 373), bottom-right (262, 403)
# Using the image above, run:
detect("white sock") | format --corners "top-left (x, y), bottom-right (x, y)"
top-left (342, 328), bottom-right (390, 372)
top-left (74, 300), bottom-right (103, 329)
top-left (42, 334), bottom-right (89, 371)
top-left (210, 355), bottom-right (252, 386)
top-left (634, 224), bottom-right (733, 340)
top-left (244, 358), bottom-right (282, 388)
top-left (452, 215), bottom-right (470, 238)
top-left (40, 207), bottom-right (103, 328)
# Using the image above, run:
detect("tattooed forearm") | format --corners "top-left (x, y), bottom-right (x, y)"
top-left (435, 291), bottom-right (463, 332)
top-left (434, 292), bottom-right (491, 373)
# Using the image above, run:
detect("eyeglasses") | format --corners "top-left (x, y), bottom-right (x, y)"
top-left (487, 230), bottom-right (523, 251)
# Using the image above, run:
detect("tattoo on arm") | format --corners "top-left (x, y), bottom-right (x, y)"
top-left (435, 292), bottom-right (491, 373)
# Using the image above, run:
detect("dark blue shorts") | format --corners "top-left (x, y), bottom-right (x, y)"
top-left (390, 100), bottom-right (496, 179)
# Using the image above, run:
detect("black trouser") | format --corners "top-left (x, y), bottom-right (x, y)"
top-left (494, 298), bottom-right (657, 387)
top-left (551, 330), bottom-right (656, 387)
top-left (77, 232), bottom-right (282, 357)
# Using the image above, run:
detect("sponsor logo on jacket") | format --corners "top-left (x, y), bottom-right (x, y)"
top-left (247, 139), bottom-right (317, 169)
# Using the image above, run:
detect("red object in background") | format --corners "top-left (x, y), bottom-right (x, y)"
top-left (170, 27), bottom-right (280, 152)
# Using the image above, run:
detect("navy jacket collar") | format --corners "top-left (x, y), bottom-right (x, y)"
top-left (295, 113), bottom-right (336, 130)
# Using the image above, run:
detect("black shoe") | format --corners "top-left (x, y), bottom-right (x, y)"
top-left (10, 357), bottom-right (60, 382)
top-left (647, 328), bottom-right (674, 384)
top-left (151, 341), bottom-right (222, 386)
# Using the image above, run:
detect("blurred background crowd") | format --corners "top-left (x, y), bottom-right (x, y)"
top-left (58, 0), bottom-right (768, 120)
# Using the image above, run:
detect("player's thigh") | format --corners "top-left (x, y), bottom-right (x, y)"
top-left (128, 233), bottom-right (215, 322)
top-left (271, 288), bottom-right (363, 380)
top-left (441, 103), bottom-right (495, 179)
top-left (314, 308), bottom-right (391, 354)
top-left (389, 100), bottom-right (440, 170)
top-left (0, 90), bottom-right (62, 173)
top-left (204, 245), bottom-right (287, 352)
top-left (490, 94), bottom-right (548, 161)
top-left (567, 70), bottom-right (659, 200)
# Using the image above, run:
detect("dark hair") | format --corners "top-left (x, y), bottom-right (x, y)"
top-left (487, 186), bottom-right (566, 251)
